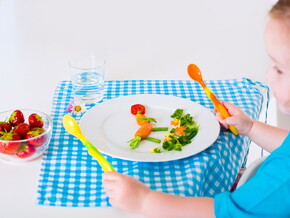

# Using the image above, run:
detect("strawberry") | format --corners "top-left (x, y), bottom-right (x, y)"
top-left (16, 143), bottom-right (35, 158)
top-left (0, 122), bottom-right (12, 132)
top-left (0, 132), bottom-right (21, 154)
top-left (9, 110), bottom-right (25, 127)
top-left (13, 123), bottom-right (30, 139)
top-left (26, 128), bottom-right (46, 147)
top-left (28, 113), bottom-right (44, 128)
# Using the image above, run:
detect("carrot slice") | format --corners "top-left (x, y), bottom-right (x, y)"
top-left (170, 119), bottom-right (179, 126)
top-left (128, 123), bottom-right (153, 149)
top-left (135, 123), bottom-right (153, 139)
top-left (175, 126), bottom-right (187, 135)
top-left (136, 114), bottom-right (149, 126)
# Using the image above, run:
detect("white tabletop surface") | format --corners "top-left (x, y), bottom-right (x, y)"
top-left (0, 0), bottom-right (273, 217)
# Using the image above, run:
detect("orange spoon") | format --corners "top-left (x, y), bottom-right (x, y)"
top-left (187, 64), bottom-right (238, 135)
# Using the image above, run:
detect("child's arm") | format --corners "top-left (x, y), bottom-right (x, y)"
top-left (246, 120), bottom-right (288, 152)
top-left (103, 172), bottom-right (215, 218)
top-left (216, 102), bottom-right (288, 152)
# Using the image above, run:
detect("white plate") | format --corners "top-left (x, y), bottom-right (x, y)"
top-left (79, 94), bottom-right (220, 162)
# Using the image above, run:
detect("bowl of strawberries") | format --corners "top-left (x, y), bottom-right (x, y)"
top-left (0, 109), bottom-right (53, 162)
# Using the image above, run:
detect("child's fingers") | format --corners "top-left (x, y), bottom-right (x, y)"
top-left (103, 172), bottom-right (123, 181)
top-left (213, 102), bottom-right (233, 116)
top-left (104, 188), bottom-right (115, 197)
top-left (224, 116), bottom-right (237, 126)
top-left (108, 198), bottom-right (117, 207)
top-left (214, 112), bottom-right (228, 129)
top-left (222, 102), bottom-right (238, 115)
top-left (222, 101), bottom-right (234, 108)
top-left (213, 102), bottom-right (231, 113)
top-left (103, 180), bottom-right (117, 199)
top-left (215, 112), bottom-right (222, 121)
top-left (103, 173), bottom-right (121, 193)
top-left (103, 179), bottom-right (116, 189)
top-left (214, 113), bottom-right (227, 127)
top-left (220, 120), bottom-right (229, 129)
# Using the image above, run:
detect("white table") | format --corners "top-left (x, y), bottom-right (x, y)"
top-left (0, 158), bottom-right (144, 218)
top-left (0, 0), bottom-right (273, 217)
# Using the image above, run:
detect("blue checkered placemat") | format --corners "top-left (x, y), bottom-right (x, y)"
top-left (37, 78), bottom-right (268, 207)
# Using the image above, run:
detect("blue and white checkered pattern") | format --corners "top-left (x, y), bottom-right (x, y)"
top-left (37, 78), bottom-right (269, 207)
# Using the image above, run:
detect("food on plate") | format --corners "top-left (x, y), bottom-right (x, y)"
top-left (170, 118), bottom-right (179, 126)
top-left (128, 123), bottom-right (154, 149)
top-left (152, 127), bottom-right (169, 132)
top-left (131, 104), bottom-right (157, 126)
top-left (162, 109), bottom-right (199, 151)
top-left (145, 137), bottom-right (161, 144)
top-left (135, 113), bottom-right (156, 126)
top-left (128, 105), bottom-right (199, 152)
top-left (129, 104), bottom-right (164, 149)
top-left (134, 123), bottom-right (153, 139)
top-left (175, 126), bottom-right (187, 135)
top-left (131, 104), bottom-right (146, 115)
top-left (150, 147), bottom-right (162, 153)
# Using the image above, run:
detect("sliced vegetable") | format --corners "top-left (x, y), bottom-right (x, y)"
top-left (162, 109), bottom-right (199, 151)
top-left (128, 136), bottom-right (142, 149)
top-left (135, 123), bottom-right (152, 139)
top-left (175, 126), bottom-right (187, 135)
top-left (131, 104), bottom-right (146, 115)
top-left (152, 127), bottom-right (169, 131)
top-left (145, 137), bottom-right (161, 144)
top-left (170, 119), bottom-right (179, 126)
top-left (170, 109), bottom-right (183, 120)
top-left (136, 113), bottom-right (156, 126)
top-left (128, 123), bottom-right (153, 149)
top-left (135, 113), bottom-right (148, 126)
top-left (150, 147), bottom-right (162, 153)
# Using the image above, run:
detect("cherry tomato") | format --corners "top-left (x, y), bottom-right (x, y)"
top-left (131, 104), bottom-right (146, 115)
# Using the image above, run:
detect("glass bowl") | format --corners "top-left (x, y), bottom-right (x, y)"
top-left (0, 109), bottom-right (53, 162)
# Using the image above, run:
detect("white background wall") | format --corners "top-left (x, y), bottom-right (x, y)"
top-left (1, 0), bottom-right (276, 113)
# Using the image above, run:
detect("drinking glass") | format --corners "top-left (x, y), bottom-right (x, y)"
top-left (69, 55), bottom-right (105, 104)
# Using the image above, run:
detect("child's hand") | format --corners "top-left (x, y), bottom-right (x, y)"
top-left (103, 172), bottom-right (150, 213)
top-left (214, 102), bottom-right (254, 135)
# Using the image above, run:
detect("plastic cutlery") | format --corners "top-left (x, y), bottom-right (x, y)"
top-left (187, 64), bottom-right (239, 135)
top-left (63, 114), bottom-right (115, 172)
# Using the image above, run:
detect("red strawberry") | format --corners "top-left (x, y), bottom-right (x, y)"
top-left (0, 132), bottom-right (21, 154)
top-left (28, 113), bottom-right (44, 128)
top-left (9, 110), bottom-right (25, 127)
top-left (13, 123), bottom-right (30, 139)
top-left (0, 122), bottom-right (12, 132)
top-left (16, 143), bottom-right (35, 158)
top-left (26, 128), bottom-right (46, 147)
